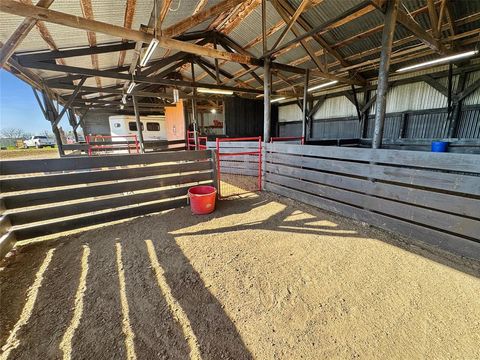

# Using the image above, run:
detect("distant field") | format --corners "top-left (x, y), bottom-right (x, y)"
top-left (0, 147), bottom-right (59, 160)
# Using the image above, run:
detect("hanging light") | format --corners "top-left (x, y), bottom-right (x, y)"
top-left (396, 50), bottom-right (479, 72)
top-left (271, 97), bottom-right (286, 103)
top-left (308, 80), bottom-right (338, 92)
top-left (121, 94), bottom-right (127, 104)
top-left (211, 108), bottom-right (217, 113)
top-left (126, 82), bottom-right (136, 94)
top-left (197, 88), bottom-right (234, 95)
top-left (140, 38), bottom-right (159, 67)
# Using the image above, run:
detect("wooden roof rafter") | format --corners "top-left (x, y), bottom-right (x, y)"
top-left (0, 0), bottom-right (55, 68)
top-left (117, 0), bottom-right (137, 67)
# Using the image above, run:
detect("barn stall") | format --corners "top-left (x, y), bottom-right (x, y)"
top-left (1, 0), bottom-right (480, 359)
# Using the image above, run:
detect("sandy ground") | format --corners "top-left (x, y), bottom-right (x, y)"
top-left (1, 179), bottom-right (480, 359)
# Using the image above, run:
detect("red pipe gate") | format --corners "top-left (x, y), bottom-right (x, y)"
top-left (216, 137), bottom-right (262, 198)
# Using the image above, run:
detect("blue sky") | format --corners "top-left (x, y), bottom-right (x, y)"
top-left (0, 69), bottom-right (71, 135)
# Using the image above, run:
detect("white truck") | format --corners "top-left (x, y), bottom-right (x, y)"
top-left (23, 135), bottom-right (55, 148)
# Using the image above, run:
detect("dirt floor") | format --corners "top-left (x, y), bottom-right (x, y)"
top-left (1, 180), bottom-right (480, 359)
top-left (0, 147), bottom-right (58, 160)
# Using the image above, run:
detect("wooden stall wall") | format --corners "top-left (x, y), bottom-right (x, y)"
top-left (265, 143), bottom-right (480, 261)
top-left (0, 150), bottom-right (215, 256)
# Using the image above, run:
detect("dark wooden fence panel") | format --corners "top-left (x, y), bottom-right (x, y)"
top-left (1, 150), bottom-right (215, 248)
top-left (265, 143), bottom-right (480, 261)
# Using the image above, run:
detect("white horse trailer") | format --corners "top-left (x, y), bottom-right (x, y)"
top-left (108, 115), bottom-right (166, 141)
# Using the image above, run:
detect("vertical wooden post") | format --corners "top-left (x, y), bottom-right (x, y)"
top-left (262, 0), bottom-right (269, 189)
top-left (132, 95), bottom-right (145, 153)
top-left (191, 61), bottom-right (199, 149)
top-left (68, 108), bottom-right (79, 142)
top-left (40, 90), bottom-right (65, 156)
top-left (372, 0), bottom-right (399, 149)
top-left (399, 112), bottom-right (408, 139)
top-left (361, 88), bottom-right (370, 138)
top-left (302, 69), bottom-right (309, 141)
top-left (448, 70), bottom-right (467, 138)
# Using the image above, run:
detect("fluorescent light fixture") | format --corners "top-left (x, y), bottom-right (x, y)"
top-left (139, 38), bottom-right (159, 67)
top-left (197, 88), bottom-right (234, 95)
top-left (121, 94), bottom-right (127, 104)
top-left (308, 80), bottom-right (338, 92)
top-left (271, 97), bottom-right (286, 103)
top-left (211, 108), bottom-right (217, 114)
top-left (126, 81), bottom-right (136, 94)
top-left (397, 50), bottom-right (479, 72)
top-left (120, 105), bottom-right (124, 110)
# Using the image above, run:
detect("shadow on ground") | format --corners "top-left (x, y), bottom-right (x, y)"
top-left (1, 181), bottom-right (479, 359)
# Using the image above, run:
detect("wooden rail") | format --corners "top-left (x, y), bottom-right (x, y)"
top-left (0, 150), bottom-right (215, 256)
top-left (265, 143), bottom-right (480, 261)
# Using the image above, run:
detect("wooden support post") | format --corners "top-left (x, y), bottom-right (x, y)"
top-left (361, 88), bottom-right (370, 139)
top-left (372, 0), bottom-right (399, 149)
top-left (261, 0), bottom-right (270, 190)
top-left (399, 112), bottom-right (408, 139)
top-left (448, 70), bottom-right (467, 138)
top-left (351, 85), bottom-right (362, 122)
top-left (40, 90), bottom-right (65, 156)
top-left (132, 95), bottom-right (145, 153)
top-left (68, 108), bottom-right (79, 142)
top-left (191, 61), bottom-right (199, 150)
top-left (263, 59), bottom-right (272, 144)
top-left (301, 69), bottom-right (309, 140)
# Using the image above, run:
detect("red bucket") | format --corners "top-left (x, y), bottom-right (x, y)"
top-left (188, 185), bottom-right (217, 215)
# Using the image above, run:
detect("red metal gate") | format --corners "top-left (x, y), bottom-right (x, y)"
top-left (216, 137), bottom-right (262, 198)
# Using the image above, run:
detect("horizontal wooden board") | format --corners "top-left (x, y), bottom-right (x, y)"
top-left (267, 163), bottom-right (480, 219)
top-left (1, 160), bottom-right (213, 193)
top-left (266, 143), bottom-right (480, 173)
top-left (13, 198), bottom-right (186, 241)
top-left (267, 173), bottom-right (480, 239)
top-left (9, 183), bottom-right (210, 226)
top-left (266, 183), bottom-right (480, 262)
top-left (267, 153), bottom-right (480, 196)
top-left (4, 172), bottom-right (213, 209)
top-left (1, 150), bottom-right (212, 175)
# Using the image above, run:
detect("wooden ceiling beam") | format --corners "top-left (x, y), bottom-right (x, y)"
top-left (0, 0), bottom-right (255, 65)
top-left (79, 0), bottom-right (102, 88)
top-left (219, 0), bottom-right (261, 35)
top-left (163, 0), bottom-right (245, 37)
top-left (0, 0), bottom-right (55, 68)
top-left (270, 0), bottom-right (314, 52)
top-left (332, 2), bottom-right (435, 50)
top-left (117, 0), bottom-right (137, 67)
top-left (18, 61), bottom-right (275, 95)
top-left (16, 41), bottom-right (139, 62)
top-left (263, 0), bottom-right (372, 58)
top-left (371, 0), bottom-right (449, 55)
top-left (272, 1), bottom-right (327, 72)
top-left (426, 0), bottom-right (440, 39)
top-left (156, 0), bottom-right (173, 33)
